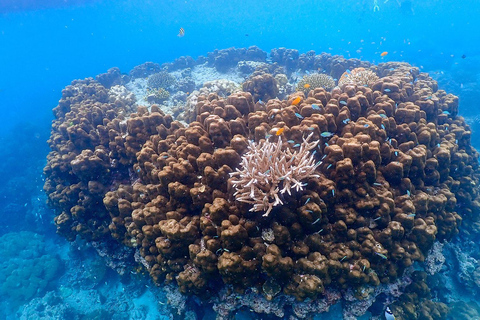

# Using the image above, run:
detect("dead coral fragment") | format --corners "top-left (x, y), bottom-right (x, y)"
top-left (230, 133), bottom-right (320, 216)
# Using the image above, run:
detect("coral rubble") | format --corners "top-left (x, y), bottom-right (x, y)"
top-left (44, 48), bottom-right (480, 318)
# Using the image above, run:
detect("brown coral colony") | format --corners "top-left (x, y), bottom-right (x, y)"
top-left (44, 49), bottom-right (480, 303)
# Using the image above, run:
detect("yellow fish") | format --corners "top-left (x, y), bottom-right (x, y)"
top-left (304, 83), bottom-right (311, 89)
top-left (292, 96), bottom-right (301, 105)
top-left (178, 27), bottom-right (185, 37)
top-left (381, 51), bottom-right (388, 57)
top-left (276, 127), bottom-right (285, 136)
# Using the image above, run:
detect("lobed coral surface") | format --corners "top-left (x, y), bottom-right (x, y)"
top-left (43, 48), bottom-right (480, 318)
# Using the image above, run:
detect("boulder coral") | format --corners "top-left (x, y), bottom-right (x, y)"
top-left (44, 49), bottom-right (480, 317)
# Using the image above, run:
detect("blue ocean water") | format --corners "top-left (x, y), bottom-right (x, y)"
top-left (1, 0), bottom-right (480, 319)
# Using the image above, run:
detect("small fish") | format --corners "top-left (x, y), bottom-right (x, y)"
top-left (346, 69), bottom-right (351, 74)
top-left (276, 128), bottom-right (285, 136)
top-left (373, 217), bottom-right (382, 221)
top-left (304, 83), bottom-right (311, 89)
top-left (461, 54), bottom-right (466, 59)
top-left (321, 132), bottom-right (333, 138)
top-left (437, 143), bottom-right (441, 147)
top-left (287, 140), bottom-right (295, 143)
top-left (306, 210), bottom-right (313, 213)
top-left (406, 190), bottom-right (411, 196)
top-left (380, 51), bottom-right (388, 57)
top-left (385, 306), bottom-right (396, 320)
top-left (407, 213), bottom-right (416, 218)
top-left (312, 104), bottom-right (320, 110)
top-left (264, 169), bottom-right (270, 174)
top-left (321, 155), bottom-right (327, 160)
top-left (373, 182), bottom-right (382, 186)
top-left (265, 134), bottom-right (272, 139)
top-left (339, 100), bottom-right (347, 106)
top-left (375, 252), bottom-right (388, 260)
top-left (384, 88), bottom-right (391, 92)
top-left (312, 217), bottom-right (320, 225)
top-left (315, 160), bottom-right (323, 166)
top-left (364, 124), bottom-right (369, 128)
top-left (292, 96), bottom-right (302, 105)
top-left (304, 198), bottom-right (311, 205)
top-left (177, 27), bottom-right (185, 37)
top-left (258, 99), bottom-right (264, 104)
top-left (381, 124), bottom-right (386, 130)
top-left (327, 164), bottom-right (333, 169)
top-left (394, 151), bottom-right (398, 156)
top-left (293, 143), bottom-right (301, 147)
top-left (342, 118), bottom-right (350, 124)
top-left (295, 112), bottom-right (304, 119)
top-left (442, 111), bottom-right (451, 115)
top-left (307, 127), bottom-right (315, 131)
top-left (332, 189), bottom-right (335, 196)
top-left (380, 114), bottom-right (387, 118)
top-left (340, 256), bottom-right (347, 262)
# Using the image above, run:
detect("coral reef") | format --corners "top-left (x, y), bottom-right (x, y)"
top-left (270, 47), bottom-right (300, 72)
top-left (145, 87), bottom-right (170, 104)
top-left (230, 133), bottom-right (320, 216)
top-left (44, 48), bottom-right (480, 319)
top-left (338, 67), bottom-right (380, 88)
top-left (242, 71), bottom-right (278, 102)
top-left (129, 62), bottom-right (162, 78)
top-left (206, 46), bottom-right (267, 72)
top-left (147, 71), bottom-right (177, 91)
top-left (448, 300), bottom-right (480, 320)
top-left (96, 67), bottom-right (125, 88)
top-left (390, 271), bottom-right (449, 320)
top-left (0, 232), bottom-right (63, 308)
top-left (296, 73), bottom-right (336, 94)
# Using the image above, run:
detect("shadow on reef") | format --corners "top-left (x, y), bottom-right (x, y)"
top-left (43, 46), bottom-right (480, 319)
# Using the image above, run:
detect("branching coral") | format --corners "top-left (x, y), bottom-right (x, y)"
top-left (147, 71), bottom-right (176, 90)
top-left (230, 133), bottom-right (320, 216)
top-left (296, 73), bottom-right (336, 94)
top-left (338, 67), bottom-right (379, 88)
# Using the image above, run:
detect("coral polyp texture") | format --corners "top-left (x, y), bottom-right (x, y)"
top-left (230, 133), bottom-right (320, 216)
top-left (296, 73), bottom-right (336, 93)
top-left (338, 67), bottom-right (380, 88)
top-left (44, 47), bottom-right (480, 318)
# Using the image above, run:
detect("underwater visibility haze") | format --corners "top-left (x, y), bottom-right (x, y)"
top-left (2, 0), bottom-right (480, 319)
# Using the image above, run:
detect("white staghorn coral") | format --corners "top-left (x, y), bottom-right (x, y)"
top-left (230, 133), bottom-right (320, 216)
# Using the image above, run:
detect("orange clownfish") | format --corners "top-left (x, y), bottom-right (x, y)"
top-left (276, 127), bottom-right (285, 136)
top-left (292, 96), bottom-right (302, 105)
top-left (380, 51), bottom-right (388, 57)
top-left (178, 27), bottom-right (185, 37)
